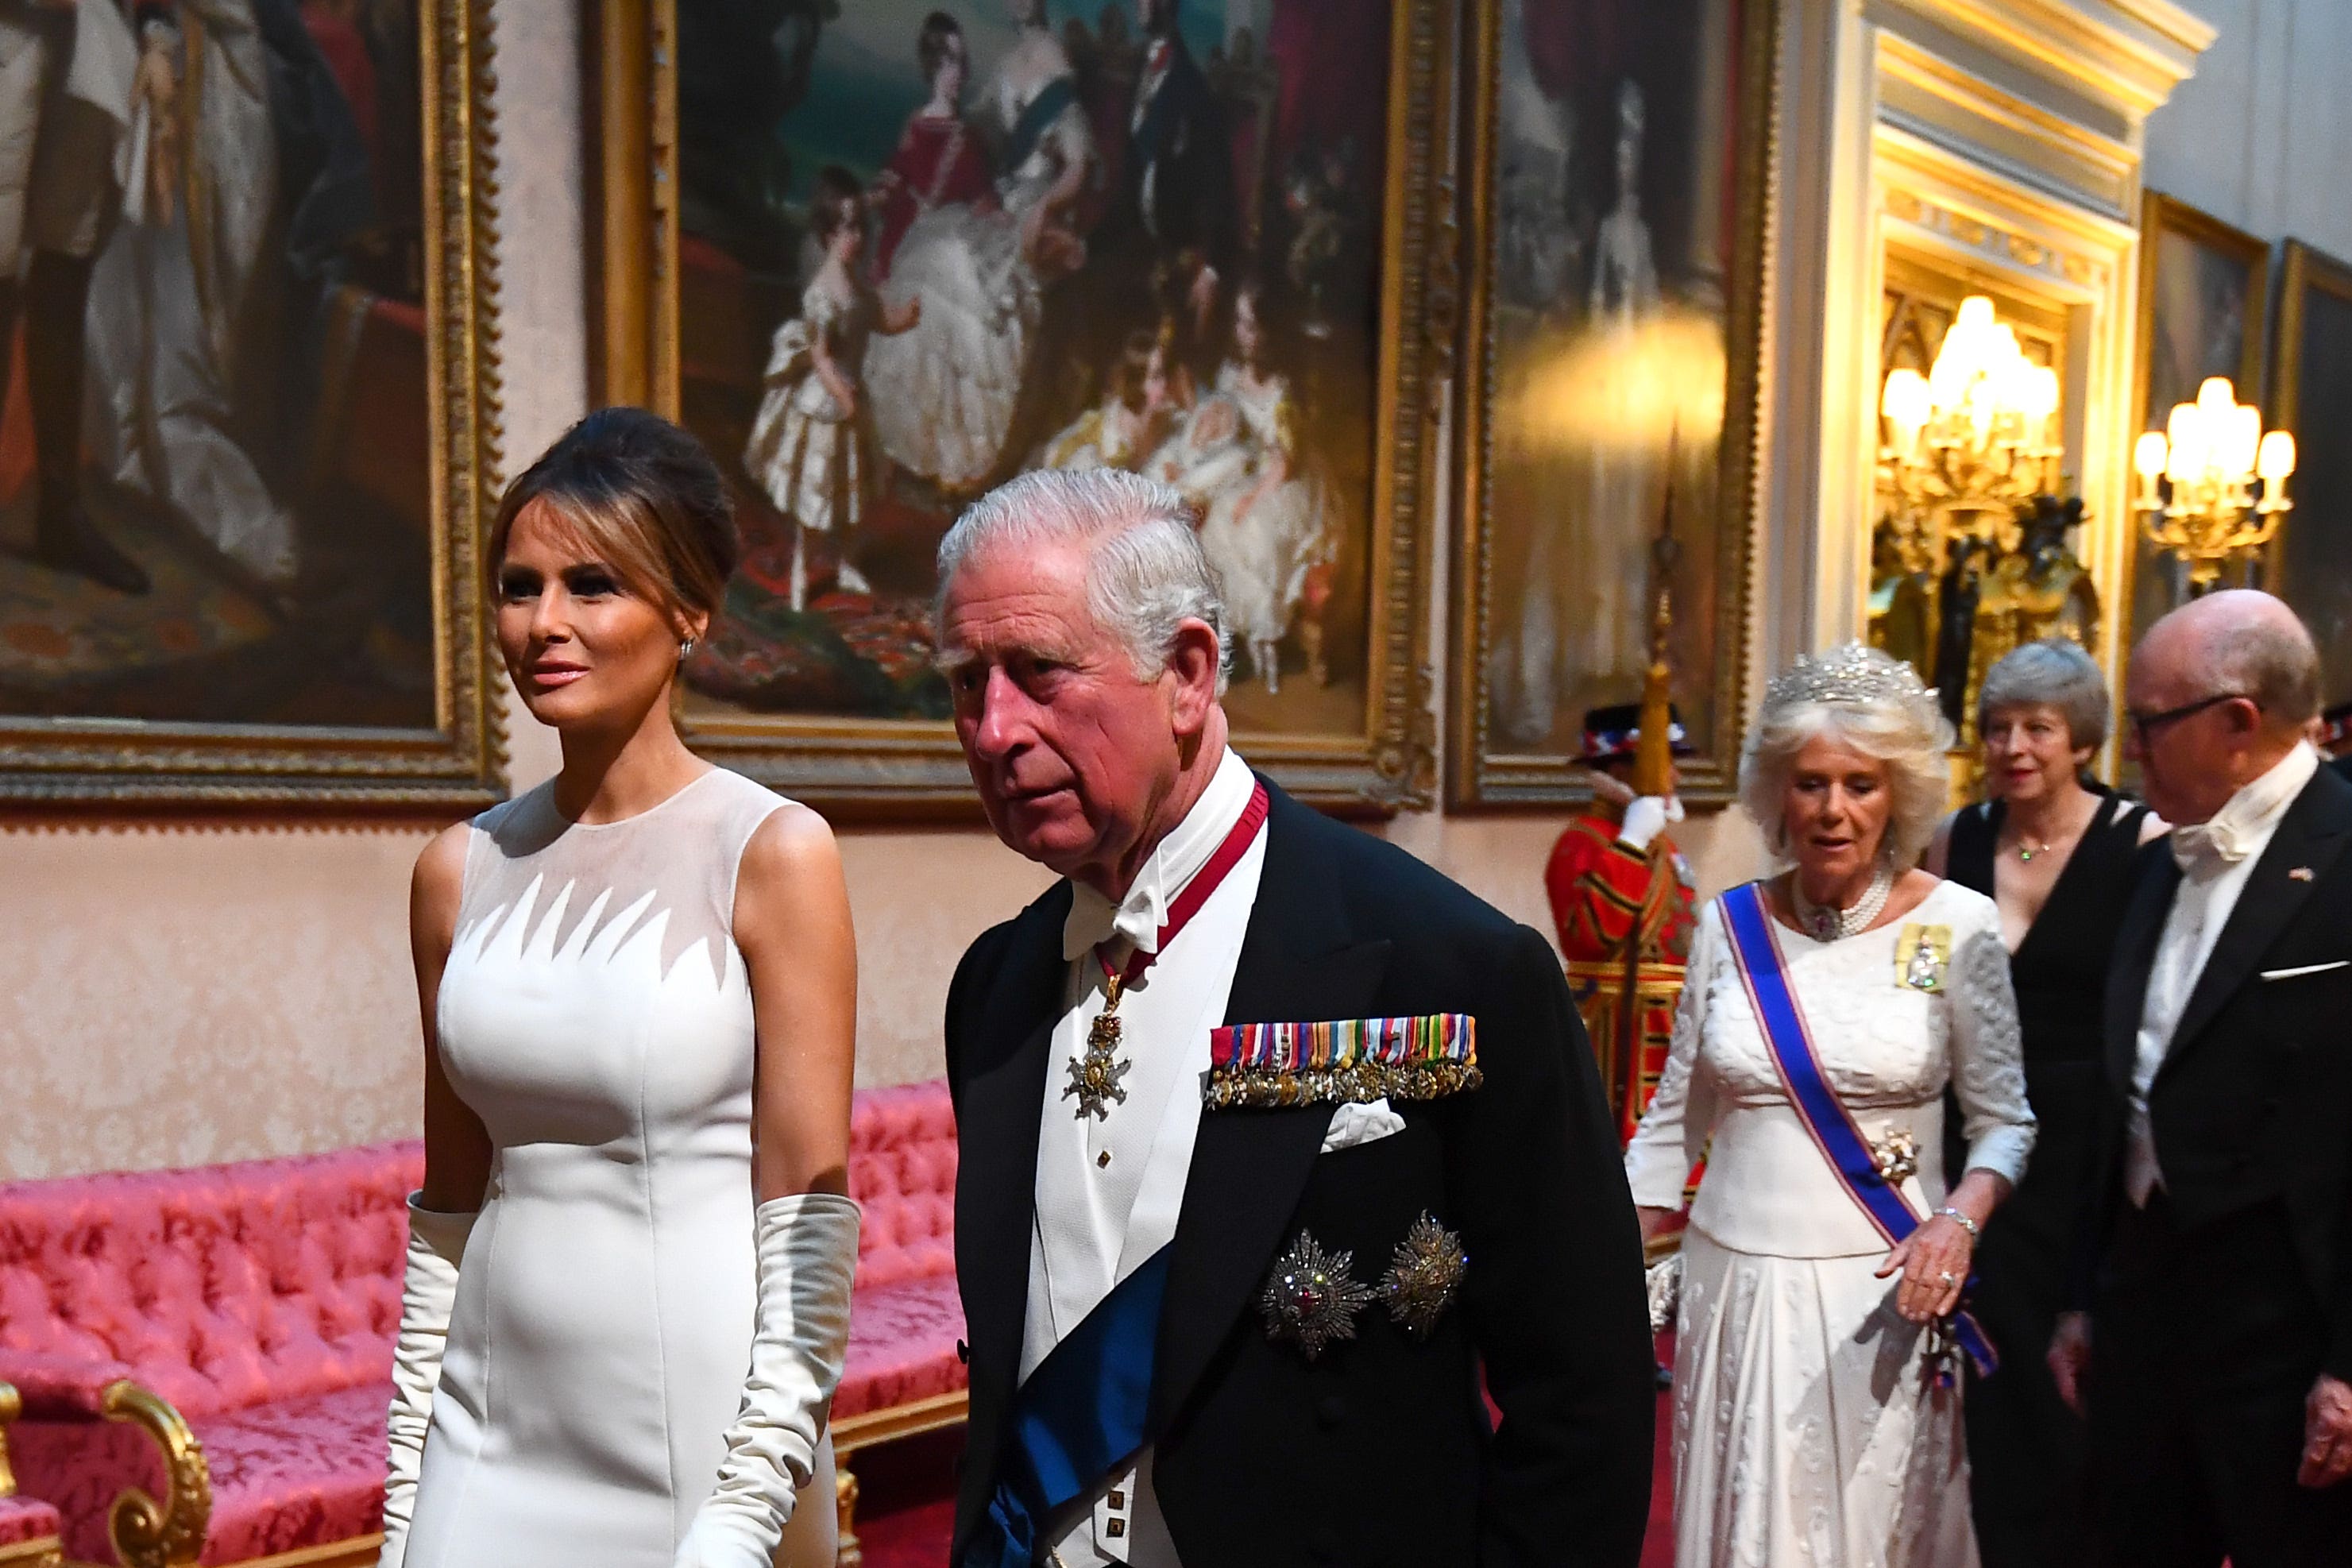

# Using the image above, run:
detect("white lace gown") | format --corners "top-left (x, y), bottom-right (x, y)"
top-left (404, 770), bottom-right (837, 1566)
top-left (1626, 880), bottom-right (2034, 1568)
top-left (863, 40), bottom-right (1095, 490)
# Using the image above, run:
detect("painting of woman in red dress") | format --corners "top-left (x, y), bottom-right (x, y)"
top-left (869, 12), bottom-right (994, 280)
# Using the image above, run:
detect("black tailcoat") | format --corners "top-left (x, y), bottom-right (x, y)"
top-left (2072, 763), bottom-right (2352, 1559)
top-left (944, 780), bottom-right (1655, 1567)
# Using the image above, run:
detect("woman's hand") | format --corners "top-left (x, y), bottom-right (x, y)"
top-left (1876, 1213), bottom-right (1972, 1323)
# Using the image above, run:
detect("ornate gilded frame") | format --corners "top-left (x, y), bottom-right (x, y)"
top-left (2122, 191), bottom-right (2270, 635)
top-left (0, 0), bottom-right (505, 809)
top-left (2273, 240), bottom-right (2352, 462)
top-left (594, 1), bottom-right (1452, 816)
top-left (1446, 0), bottom-right (1778, 808)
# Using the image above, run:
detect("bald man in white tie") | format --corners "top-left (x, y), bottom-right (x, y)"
top-left (2049, 590), bottom-right (2352, 1567)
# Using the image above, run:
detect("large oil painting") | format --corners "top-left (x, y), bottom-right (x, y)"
top-left (0, 0), bottom-right (501, 805)
top-left (2273, 241), bottom-right (2352, 701)
top-left (2126, 192), bottom-right (2269, 643)
top-left (604, 0), bottom-right (1451, 810)
top-left (1447, 0), bottom-right (1772, 806)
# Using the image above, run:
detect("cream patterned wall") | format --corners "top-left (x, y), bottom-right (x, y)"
top-left (3, 0), bottom-right (1814, 1182)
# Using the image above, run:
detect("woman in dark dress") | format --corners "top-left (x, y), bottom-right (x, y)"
top-left (1926, 638), bottom-right (2166, 1568)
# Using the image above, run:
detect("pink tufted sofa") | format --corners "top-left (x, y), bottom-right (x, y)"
top-left (0, 1082), bottom-right (966, 1568)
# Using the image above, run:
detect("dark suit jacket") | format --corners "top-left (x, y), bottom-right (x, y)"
top-left (944, 780), bottom-right (1655, 1567)
top-left (2079, 761), bottom-right (2352, 1382)
top-left (1115, 37), bottom-right (1234, 273)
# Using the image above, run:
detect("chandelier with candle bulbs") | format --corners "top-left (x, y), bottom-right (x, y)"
top-left (1875, 295), bottom-right (2064, 575)
top-left (2131, 375), bottom-right (2296, 592)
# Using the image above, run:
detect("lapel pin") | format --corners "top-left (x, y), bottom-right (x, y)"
top-left (2290, 867), bottom-right (2316, 882)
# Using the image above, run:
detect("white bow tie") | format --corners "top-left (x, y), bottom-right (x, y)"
top-left (2171, 818), bottom-right (2249, 874)
top-left (1064, 884), bottom-right (1167, 963)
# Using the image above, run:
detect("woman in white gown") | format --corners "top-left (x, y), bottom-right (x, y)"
top-left (1627, 643), bottom-right (2036, 1567)
top-left (382, 410), bottom-right (861, 1568)
top-left (863, 1), bottom-right (1095, 492)
top-left (1141, 282), bottom-right (1330, 693)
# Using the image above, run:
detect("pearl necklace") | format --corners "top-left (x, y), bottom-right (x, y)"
top-left (1790, 863), bottom-right (1896, 943)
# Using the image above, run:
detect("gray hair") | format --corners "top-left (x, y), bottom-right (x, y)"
top-left (933, 468), bottom-right (1231, 691)
top-left (1740, 655), bottom-right (1954, 868)
top-left (1978, 639), bottom-right (2110, 753)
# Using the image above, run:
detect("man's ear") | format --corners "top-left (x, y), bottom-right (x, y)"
top-left (1164, 618), bottom-right (1222, 738)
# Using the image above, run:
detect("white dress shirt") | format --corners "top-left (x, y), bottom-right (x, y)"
top-left (1025, 747), bottom-right (1264, 1567)
top-left (2126, 741), bottom-right (2318, 1205)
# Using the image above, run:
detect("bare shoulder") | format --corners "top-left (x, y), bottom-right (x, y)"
top-left (411, 821), bottom-right (471, 951)
top-left (735, 800), bottom-right (848, 929)
top-left (740, 799), bottom-right (841, 882)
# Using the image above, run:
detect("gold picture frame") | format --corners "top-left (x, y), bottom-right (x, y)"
top-left (0, 0), bottom-right (505, 809)
top-left (1446, 0), bottom-right (1778, 808)
top-left (2270, 239), bottom-right (2352, 691)
top-left (2123, 191), bottom-right (2271, 640)
top-left (593, 1), bottom-right (1453, 817)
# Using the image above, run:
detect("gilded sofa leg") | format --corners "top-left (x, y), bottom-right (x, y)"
top-left (832, 1463), bottom-right (861, 1568)
top-left (99, 1382), bottom-right (210, 1568)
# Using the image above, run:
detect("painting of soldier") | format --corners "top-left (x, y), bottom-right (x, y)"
top-left (1475, 0), bottom-right (1751, 763)
top-left (670, 0), bottom-right (1390, 740)
top-left (0, 0), bottom-right (438, 731)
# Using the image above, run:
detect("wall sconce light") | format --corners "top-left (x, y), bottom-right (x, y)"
top-left (1878, 295), bottom-right (2064, 542)
top-left (2130, 375), bottom-right (2295, 593)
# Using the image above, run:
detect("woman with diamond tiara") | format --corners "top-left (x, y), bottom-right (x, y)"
top-left (1625, 643), bottom-right (2036, 1566)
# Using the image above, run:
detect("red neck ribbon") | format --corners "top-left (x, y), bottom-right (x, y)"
top-left (1099, 780), bottom-right (1271, 991)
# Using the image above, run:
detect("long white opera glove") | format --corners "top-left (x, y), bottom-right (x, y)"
top-left (1618, 794), bottom-right (1684, 852)
top-left (380, 1197), bottom-right (477, 1568)
top-left (674, 1191), bottom-right (863, 1568)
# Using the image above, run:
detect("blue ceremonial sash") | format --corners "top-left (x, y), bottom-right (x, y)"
top-left (965, 1244), bottom-right (1172, 1568)
top-left (1718, 882), bottom-right (1998, 1381)
top-left (1004, 75), bottom-right (1080, 179)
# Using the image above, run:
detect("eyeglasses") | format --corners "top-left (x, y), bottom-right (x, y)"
top-left (2125, 691), bottom-right (2257, 747)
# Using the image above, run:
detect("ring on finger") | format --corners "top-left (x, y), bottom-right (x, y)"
top-left (1937, 1270), bottom-right (1956, 1286)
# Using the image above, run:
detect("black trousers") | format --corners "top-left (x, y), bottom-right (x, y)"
top-left (2084, 1193), bottom-right (2352, 1567)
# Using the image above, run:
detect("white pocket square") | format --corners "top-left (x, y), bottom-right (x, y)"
top-left (1320, 1097), bottom-right (1406, 1152)
top-left (2259, 960), bottom-right (2351, 981)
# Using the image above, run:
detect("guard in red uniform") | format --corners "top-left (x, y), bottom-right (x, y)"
top-left (1545, 702), bottom-right (1697, 1147)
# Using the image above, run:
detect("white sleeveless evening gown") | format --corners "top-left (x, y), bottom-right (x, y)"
top-left (406, 768), bottom-right (838, 1567)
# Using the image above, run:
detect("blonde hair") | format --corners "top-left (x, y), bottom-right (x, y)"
top-left (1740, 646), bottom-right (1952, 867)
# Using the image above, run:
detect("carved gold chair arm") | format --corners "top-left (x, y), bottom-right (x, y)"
top-left (98, 1381), bottom-right (210, 1568)
top-left (0, 1381), bottom-right (20, 1498)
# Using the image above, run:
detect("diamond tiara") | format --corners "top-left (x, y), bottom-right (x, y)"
top-left (1762, 642), bottom-right (1941, 718)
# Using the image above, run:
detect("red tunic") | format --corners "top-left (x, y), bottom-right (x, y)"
top-left (1545, 813), bottom-right (1696, 1147)
top-left (873, 112), bottom-right (996, 278)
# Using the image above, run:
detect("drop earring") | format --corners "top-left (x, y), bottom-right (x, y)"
top-left (678, 638), bottom-right (696, 659)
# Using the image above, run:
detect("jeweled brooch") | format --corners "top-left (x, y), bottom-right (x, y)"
top-left (1380, 1212), bottom-right (1467, 1338)
top-left (1871, 1127), bottom-right (1920, 1185)
top-left (1259, 1231), bottom-right (1375, 1360)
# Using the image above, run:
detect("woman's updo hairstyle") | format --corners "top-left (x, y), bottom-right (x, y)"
top-left (489, 406), bottom-right (737, 631)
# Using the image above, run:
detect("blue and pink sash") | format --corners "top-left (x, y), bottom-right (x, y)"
top-left (1719, 881), bottom-right (1996, 1381)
